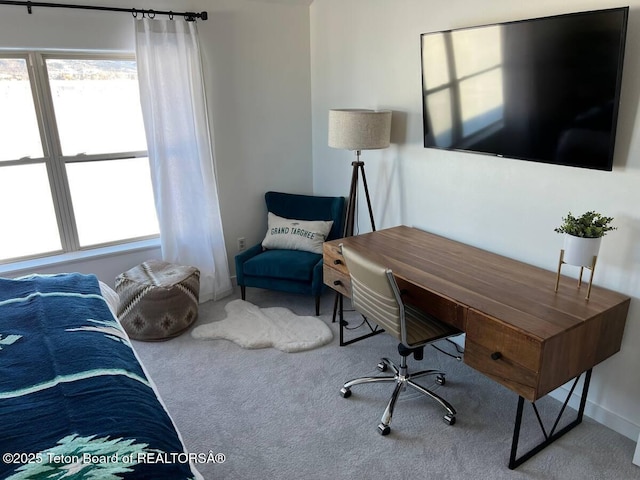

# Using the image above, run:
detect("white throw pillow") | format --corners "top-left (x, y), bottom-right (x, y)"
top-left (262, 212), bottom-right (334, 254)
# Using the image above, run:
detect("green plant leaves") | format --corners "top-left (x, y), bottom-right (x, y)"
top-left (554, 211), bottom-right (616, 238)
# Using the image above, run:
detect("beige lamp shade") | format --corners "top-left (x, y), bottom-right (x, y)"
top-left (328, 109), bottom-right (392, 150)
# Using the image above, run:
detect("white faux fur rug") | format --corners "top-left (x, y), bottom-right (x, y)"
top-left (191, 299), bottom-right (333, 352)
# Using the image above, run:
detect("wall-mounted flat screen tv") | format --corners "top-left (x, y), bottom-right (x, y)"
top-left (420, 7), bottom-right (628, 171)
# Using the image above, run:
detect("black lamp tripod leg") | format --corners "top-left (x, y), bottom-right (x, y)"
top-left (336, 154), bottom-right (380, 344)
top-left (359, 163), bottom-right (376, 231)
top-left (344, 160), bottom-right (361, 237)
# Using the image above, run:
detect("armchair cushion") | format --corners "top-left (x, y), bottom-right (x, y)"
top-left (262, 212), bottom-right (333, 254)
top-left (243, 249), bottom-right (322, 281)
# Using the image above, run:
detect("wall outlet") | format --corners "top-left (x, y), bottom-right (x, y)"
top-left (237, 237), bottom-right (246, 251)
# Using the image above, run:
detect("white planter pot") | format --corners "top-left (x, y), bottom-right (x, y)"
top-left (563, 234), bottom-right (601, 267)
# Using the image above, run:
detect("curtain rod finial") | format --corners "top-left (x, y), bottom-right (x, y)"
top-left (201, 11), bottom-right (208, 21)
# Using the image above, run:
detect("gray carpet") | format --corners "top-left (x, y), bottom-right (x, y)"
top-left (132, 289), bottom-right (640, 480)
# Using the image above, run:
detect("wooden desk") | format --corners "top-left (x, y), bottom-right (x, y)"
top-left (323, 226), bottom-right (630, 468)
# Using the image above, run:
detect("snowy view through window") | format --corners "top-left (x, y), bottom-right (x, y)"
top-left (0, 56), bottom-right (159, 262)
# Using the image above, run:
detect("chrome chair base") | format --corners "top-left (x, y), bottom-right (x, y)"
top-left (340, 355), bottom-right (456, 435)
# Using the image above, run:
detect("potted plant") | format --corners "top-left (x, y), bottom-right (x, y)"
top-left (554, 211), bottom-right (616, 266)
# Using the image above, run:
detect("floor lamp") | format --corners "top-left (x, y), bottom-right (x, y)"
top-left (328, 109), bottom-right (392, 237)
top-left (328, 108), bottom-right (392, 344)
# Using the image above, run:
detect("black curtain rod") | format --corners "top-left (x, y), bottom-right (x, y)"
top-left (0, 0), bottom-right (208, 21)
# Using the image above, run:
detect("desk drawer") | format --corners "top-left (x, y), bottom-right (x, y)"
top-left (464, 309), bottom-right (542, 400)
top-left (323, 265), bottom-right (351, 297)
top-left (323, 243), bottom-right (349, 275)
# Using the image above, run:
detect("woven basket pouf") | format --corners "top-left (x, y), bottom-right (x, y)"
top-left (116, 260), bottom-right (200, 341)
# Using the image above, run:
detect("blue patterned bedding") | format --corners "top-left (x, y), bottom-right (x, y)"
top-left (0, 274), bottom-right (200, 479)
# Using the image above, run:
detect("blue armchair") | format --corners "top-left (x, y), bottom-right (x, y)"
top-left (235, 191), bottom-right (345, 315)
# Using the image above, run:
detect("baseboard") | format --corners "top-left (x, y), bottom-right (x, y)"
top-left (549, 385), bottom-right (640, 442)
top-left (550, 384), bottom-right (639, 467)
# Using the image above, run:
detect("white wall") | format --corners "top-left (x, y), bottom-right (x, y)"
top-left (203, 0), bottom-right (314, 258)
top-left (311, 0), bottom-right (640, 443)
top-left (0, 0), bottom-right (313, 283)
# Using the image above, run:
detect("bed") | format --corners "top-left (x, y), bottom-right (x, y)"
top-left (0, 273), bottom-right (202, 479)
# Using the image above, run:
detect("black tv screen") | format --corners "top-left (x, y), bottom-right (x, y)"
top-left (420, 7), bottom-right (628, 171)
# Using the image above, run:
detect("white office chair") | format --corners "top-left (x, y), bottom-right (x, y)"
top-left (339, 244), bottom-right (461, 435)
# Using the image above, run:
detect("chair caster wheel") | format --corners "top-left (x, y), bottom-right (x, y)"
top-left (436, 374), bottom-right (446, 386)
top-left (340, 387), bottom-right (351, 398)
top-left (377, 361), bottom-right (387, 372)
top-left (443, 414), bottom-right (455, 426)
top-left (378, 423), bottom-right (390, 435)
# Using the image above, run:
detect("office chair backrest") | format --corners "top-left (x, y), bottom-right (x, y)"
top-left (340, 244), bottom-right (405, 343)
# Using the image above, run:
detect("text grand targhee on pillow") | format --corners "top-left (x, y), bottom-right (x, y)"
top-left (262, 213), bottom-right (333, 254)
top-left (271, 226), bottom-right (318, 239)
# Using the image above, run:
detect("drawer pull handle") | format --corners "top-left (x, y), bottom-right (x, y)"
top-left (333, 280), bottom-right (342, 286)
top-left (333, 259), bottom-right (343, 265)
top-left (491, 352), bottom-right (502, 361)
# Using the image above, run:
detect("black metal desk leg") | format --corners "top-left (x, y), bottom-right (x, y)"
top-left (332, 291), bottom-right (340, 323)
top-left (509, 396), bottom-right (525, 468)
top-left (508, 369), bottom-right (592, 469)
top-left (338, 294), bottom-right (345, 346)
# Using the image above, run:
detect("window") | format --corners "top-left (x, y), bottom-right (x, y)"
top-left (0, 53), bottom-right (159, 263)
top-left (422, 26), bottom-right (505, 148)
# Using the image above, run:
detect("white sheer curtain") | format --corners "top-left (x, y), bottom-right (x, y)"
top-left (135, 18), bottom-right (232, 302)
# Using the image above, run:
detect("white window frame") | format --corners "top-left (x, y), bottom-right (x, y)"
top-left (0, 50), bottom-right (158, 265)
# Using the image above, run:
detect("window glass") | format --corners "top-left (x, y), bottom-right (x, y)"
top-left (67, 158), bottom-right (158, 247)
top-left (45, 58), bottom-right (147, 156)
top-left (0, 164), bottom-right (61, 261)
top-left (0, 53), bottom-right (159, 264)
top-left (0, 58), bottom-right (44, 161)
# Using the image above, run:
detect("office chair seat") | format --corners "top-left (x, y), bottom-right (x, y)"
top-left (338, 244), bottom-right (461, 435)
